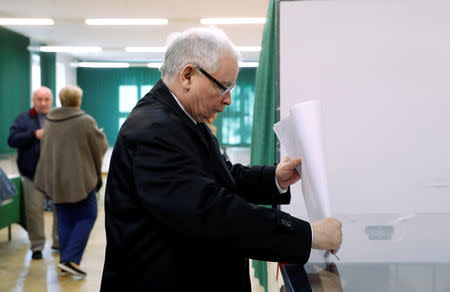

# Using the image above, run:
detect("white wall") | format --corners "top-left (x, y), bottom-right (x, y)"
top-left (56, 53), bottom-right (77, 106)
top-left (279, 0), bottom-right (450, 263)
top-left (280, 0), bottom-right (450, 217)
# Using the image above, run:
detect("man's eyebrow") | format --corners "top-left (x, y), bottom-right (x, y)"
top-left (222, 80), bottom-right (235, 86)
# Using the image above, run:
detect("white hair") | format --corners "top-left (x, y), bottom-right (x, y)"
top-left (160, 26), bottom-right (240, 82)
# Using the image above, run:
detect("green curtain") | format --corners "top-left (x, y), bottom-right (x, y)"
top-left (214, 68), bottom-right (256, 147)
top-left (40, 52), bottom-right (56, 100)
top-left (249, 0), bottom-right (278, 291)
top-left (77, 67), bottom-right (161, 146)
top-left (77, 67), bottom-right (257, 148)
top-left (0, 27), bottom-right (30, 153)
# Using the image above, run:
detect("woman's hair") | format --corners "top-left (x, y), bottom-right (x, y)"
top-left (59, 85), bottom-right (83, 107)
top-left (160, 26), bottom-right (240, 82)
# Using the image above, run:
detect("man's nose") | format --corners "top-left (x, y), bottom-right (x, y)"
top-left (223, 93), bottom-right (232, 106)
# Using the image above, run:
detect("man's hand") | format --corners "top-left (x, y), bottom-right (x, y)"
top-left (311, 217), bottom-right (342, 254)
top-left (34, 129), bottom-right (44, 140)
top-left (275, 156), bottom-right (302, 189)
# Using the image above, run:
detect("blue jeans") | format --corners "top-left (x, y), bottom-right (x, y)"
top-left (55, 190), bottom-right (97, 265)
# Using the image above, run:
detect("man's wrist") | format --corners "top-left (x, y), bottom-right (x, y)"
top-left (275, 178), bottom-right (288, 193)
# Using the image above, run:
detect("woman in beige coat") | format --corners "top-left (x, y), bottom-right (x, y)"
top-left (34, 85), bottom-right (107, 277)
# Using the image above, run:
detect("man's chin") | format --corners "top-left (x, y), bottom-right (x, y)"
top-left (208, 112), bottom-right (220, 119)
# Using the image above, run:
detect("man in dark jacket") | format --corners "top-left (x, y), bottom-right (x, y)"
top-left (101, 27), bottom-right (342, 292)
top-left (7, 86), bottom-right (58, 260)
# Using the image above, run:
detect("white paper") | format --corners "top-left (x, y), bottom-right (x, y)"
top-left (274, 100), bottom-right (331, 222)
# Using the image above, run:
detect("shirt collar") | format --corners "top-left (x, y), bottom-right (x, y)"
top-left (168, 90), bottom-right (197, 125)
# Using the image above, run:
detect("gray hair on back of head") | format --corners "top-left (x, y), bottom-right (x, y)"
top-left (160, 26), bottom-right (240, 82)
top-left (59, 85), bottom-right (83, 107)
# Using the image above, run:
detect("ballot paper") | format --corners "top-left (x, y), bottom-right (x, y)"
top-left (274, 100), bottom-right (332, 258)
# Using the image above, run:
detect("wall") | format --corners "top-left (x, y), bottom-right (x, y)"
top-left (279, 0), bottom-right (450, 263)
top-left (0, 27), bottom-right (30, 153)
top-left (77, 67), bottom-right (161, 146)
top-left (55, 54), bottom-right (77, 106)
top-left (279, 0), bottom-right (450, 215)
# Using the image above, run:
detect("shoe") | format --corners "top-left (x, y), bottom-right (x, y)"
top-left (57, 261), bottom-right (87, 277)
top-left (51, 245), bottom-right (59, 251)
top-left (59, 268), bottom-right (68, 276)
top-left (32, 251), bottom-right (43, 260)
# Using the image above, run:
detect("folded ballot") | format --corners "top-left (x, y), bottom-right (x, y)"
top-left (274, 100), bottom-right (331, 232)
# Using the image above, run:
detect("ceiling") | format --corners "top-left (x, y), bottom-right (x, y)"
top-left (0, 0), bottom-right (269, 62)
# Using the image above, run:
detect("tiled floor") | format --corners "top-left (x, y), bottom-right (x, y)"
top-left (0, 182), bottom-right (266, 292)
top-left (0, 196), bottom-right (107, 292)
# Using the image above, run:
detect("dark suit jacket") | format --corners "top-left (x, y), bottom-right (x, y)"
top-left (100, 80), bottom-right (312, 292)
top-left (7, 108), bottom-right (42, 180)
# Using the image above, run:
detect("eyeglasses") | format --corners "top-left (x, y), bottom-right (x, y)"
top-left (195, 65), bottom-right (236, 95)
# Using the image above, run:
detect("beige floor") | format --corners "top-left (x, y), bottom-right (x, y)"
top-left (0, 188), bottom-right (266, 292)
top-left (0, 195), bottom-right (107, 292)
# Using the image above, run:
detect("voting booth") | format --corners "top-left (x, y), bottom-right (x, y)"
top-left (278, 0), bottom-right (450, 265)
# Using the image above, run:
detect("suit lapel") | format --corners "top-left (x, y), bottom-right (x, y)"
top-left (149, 80), bottom-right (236, 192)
top-left (197, 122), bottom-right (236, 192)
top-left (150, 80), bottom-right (209, 150)
top-left (32, 114), bottom-right (41, 130)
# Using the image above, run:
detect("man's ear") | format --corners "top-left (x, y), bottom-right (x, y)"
top-left (180, 64), bottom-right (195, 90)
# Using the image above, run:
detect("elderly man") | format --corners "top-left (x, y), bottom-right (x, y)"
top-left (8, 86), bottom-right (59, 260)
top-left (101, 27), bottom-right (342, 292)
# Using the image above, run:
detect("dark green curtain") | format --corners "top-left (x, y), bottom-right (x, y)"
top-left (249, 0), bottom-right (278, 290)
top-left (40, 52), bottom-right (56, 101)
top-left (78, 68), bottom-right (256, 148)
top-left (0, 27), bottom-right (31, 153)
top-left (77, 67), bottom-right (161, 146)
top-left (214, 68), bottom-right (256, 147)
